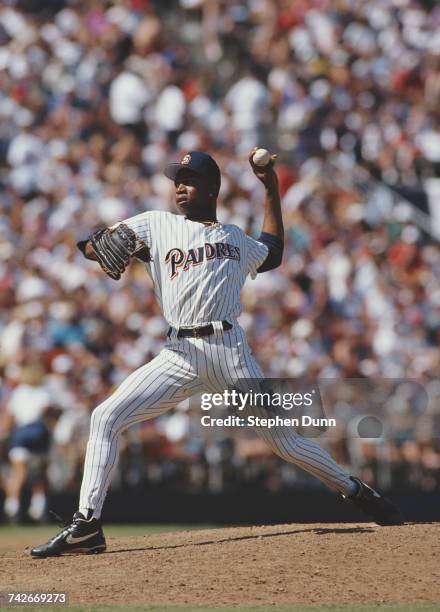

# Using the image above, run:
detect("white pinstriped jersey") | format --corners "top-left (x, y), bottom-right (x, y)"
top-left (120, 211), bottom-right (268, 327)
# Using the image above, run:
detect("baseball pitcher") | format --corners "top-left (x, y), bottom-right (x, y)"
top-left (31, 150), bottom-right (403, 557)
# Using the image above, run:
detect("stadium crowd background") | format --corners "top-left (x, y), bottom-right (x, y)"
top-left (0, 0), bottom-right (439, 521)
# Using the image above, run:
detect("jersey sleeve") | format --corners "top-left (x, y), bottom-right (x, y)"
top-left (111, 212), bottom-right (153, 251)
top-left (245, 234), bottom-right (269, 279)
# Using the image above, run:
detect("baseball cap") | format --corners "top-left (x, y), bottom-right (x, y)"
top-left (164, 151), bottom-right (221, 188)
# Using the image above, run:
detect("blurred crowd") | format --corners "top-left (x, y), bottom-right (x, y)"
top-left (0, 0), bottom-right (439, 521)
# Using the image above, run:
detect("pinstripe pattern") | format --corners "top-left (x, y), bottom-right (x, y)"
top-left (200, 326), bottom-right (352, 493)
top-left (79, 212), bottom-right (354, 518)
top-left (79, 345), bottom-right (201, 516)
top-left (120, 212), bottom-right (268, 326)
top-left (80, 326), bottom-right (353, 518)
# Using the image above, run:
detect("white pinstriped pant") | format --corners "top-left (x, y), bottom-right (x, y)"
top-left (79, 324), bottom-right (353, 517)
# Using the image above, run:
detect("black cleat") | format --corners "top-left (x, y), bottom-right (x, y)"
top-left (342, 477), bottom-right (404, 526)
top-left (30, 511), bottom-right (106, 558)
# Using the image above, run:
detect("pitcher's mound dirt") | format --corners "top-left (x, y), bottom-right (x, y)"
top-left (2, 523), bottom-right (439, 607)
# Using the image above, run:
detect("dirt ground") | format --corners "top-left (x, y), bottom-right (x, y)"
top-left (1, 523), bottom-right (439, 607)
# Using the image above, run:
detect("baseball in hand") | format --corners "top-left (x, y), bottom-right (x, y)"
top-left (252, 148), bottom-right (271, 167)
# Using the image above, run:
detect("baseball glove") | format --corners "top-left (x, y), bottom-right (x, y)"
top-left (90, 223), bottom-right (140, 280)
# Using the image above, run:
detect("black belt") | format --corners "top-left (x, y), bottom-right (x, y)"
top-left (167, 321), bottom-right (232, 339)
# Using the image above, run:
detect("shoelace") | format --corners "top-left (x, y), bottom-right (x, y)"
top-left (48, 510), bottom-right (70, 527)
top-left (45, 510), bottom-right (80, 545)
